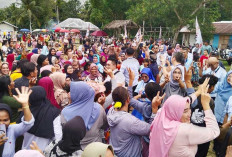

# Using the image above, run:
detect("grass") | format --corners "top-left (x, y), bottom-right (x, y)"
top-left (221, 60), bottom-right (231, 72)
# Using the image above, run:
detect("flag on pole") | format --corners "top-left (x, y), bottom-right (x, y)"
top-left (86, 23), bottom-right (90, 37)
top-left (159, 26), bottom-right (162, 39)
top-left (135, 28), bottom-right (141, 42)
top-left (195, 17), bottom-right (203, 54)
top-left (124, 25), bottom-right (127, 38)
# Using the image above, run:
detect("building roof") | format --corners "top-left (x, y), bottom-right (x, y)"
top-left (56, 18), bottom-right (99, 31)
top-left (213, 21), bottom-right (232, 34)
top-left (0, 21), bottom-right (18, 28)
top-left (104, 20), bottom-right (138, 29)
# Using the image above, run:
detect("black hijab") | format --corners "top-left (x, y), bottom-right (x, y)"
top-left (37, 55), bottom-right (48, 77)
top-left (0, 75), bottom-right (11, 99)
top-left (0, 103), bottom-right (12, 156)
top-left (58, 116), bottom-right (86, 153)
top-left (48, 48), bottom-right (56, 65)
top-left (18, 86), bottom-right (60, 138)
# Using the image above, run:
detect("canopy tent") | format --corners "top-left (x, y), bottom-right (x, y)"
top-left (104, 20), bottom-right (138, 37)
top-left (91, 30), bottom-right (108, 37)
top-left (104, 20), bottom-right (138, 29)
top-left (56, 18), bottom-right (99, 31)
top-left (19, 28), bottom-right (30, 32)
top-left (85, 22), bottom-right (100, 31)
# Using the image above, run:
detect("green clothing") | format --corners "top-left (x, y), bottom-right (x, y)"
top-left (201, 45), bottom-right (212, 55)
top-left (1, 95), bottom-right (21, 122)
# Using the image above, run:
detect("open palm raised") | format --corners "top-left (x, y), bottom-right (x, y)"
top-left (13, 86), bottom-right (32, 106)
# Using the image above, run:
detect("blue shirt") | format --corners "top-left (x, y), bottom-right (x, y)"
top-left (3, 116), bottom-right (34, 157)
top-left (203, 66), bottom-right (227, 97)
top-left (120, 57), bottom-right (140, 86)
top-left (225, 96), bottom-right (232, 122)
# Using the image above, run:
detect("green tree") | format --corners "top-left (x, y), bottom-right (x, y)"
top-left (16, 0), bottom-right (43, 31)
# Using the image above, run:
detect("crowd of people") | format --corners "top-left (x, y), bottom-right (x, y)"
top-left (0, 32), bottom-right (232, 157)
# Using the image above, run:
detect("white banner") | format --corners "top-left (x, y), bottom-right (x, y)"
top-left (86, 23), bottom-right (90, 37)
top-left (135, 28), bottom-right (141, 42)
top-left (124, 25), bottom-right (127, 38)
top-left (195, 17), bottom-right (203, 54)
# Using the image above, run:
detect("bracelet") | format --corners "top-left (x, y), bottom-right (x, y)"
top-left (22, 106), bottom-right (29, 109)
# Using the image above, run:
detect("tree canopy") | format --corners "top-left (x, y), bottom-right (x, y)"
top-left (0, 0), bottom-right (231, 42)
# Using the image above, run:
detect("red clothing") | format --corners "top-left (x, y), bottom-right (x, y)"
top-left (200, 55), bottom-right (208, 67)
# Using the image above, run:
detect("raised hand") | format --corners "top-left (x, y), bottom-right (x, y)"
top-left (0, 134), bottom-right (8, 146)
top-left (29, 77), bottom-right (37, 88)
top-left (152, 91), bottom-right (166, 113)
top-left (13, 86), bottom-right (32, 107)
top-left (30, 141), bottom-right (43, 155)
top-left (185, 66), bottom-right (193, 82)
top-left (196, 77), bottom-right (210, 96)
top-left (201, 83), bottom-right (211, 111)
top-left (104, 66), bottom-right (114, 78)
top-left (127, 68), bottom-right (135, 87)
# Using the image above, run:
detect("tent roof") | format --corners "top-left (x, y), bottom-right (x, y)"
top-left (104, 20), bottom-right (138, 29)
top-left (85, 22), bottom-right (100, 31)
top-left (56, 18), bottom-right (99, 31)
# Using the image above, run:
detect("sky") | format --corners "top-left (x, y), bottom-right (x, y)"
top-left (0, 0), bottom-right (87, 9)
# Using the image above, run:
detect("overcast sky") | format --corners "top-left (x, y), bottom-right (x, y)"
top-left (0, 0), bottom-right (87, 9)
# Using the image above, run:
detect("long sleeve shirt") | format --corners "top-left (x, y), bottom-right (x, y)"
top-left (3, 116), bottom-right (35, 157)
top-left (168, 110), bottom-right (219, 157)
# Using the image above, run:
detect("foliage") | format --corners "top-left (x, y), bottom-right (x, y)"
top-left (0, 0), bottom-right (231, 41)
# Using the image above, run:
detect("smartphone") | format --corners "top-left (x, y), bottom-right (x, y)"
top-left (0, 124), bottom-right (6, 138)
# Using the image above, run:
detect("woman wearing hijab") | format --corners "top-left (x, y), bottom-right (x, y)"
top-left (81, 63), bottom-right (90, 79)
top-left (214, 70), bottom-right (232, 124)
top-left (50, 72), bottom-right (69, 108)
top-left (41, 42), bottom-right (49, 56)
top-left (26, 53), bottom-right (34, 62)
top-left (85, 63), bottom-right (103, 83)
top-left (38, 77), bottom-right (60, 109)
top-left (37, 55), bottom-right (49, 77)
top-left (31, 54), bottom-right (40, 66)
top-left (162, 66), bottom-right (187, 102)
top-left (149, 92), bottom-right (219, 157)
top-left (15, 150), bottom-right (44, 157)
top-left (135, 68), bottom-right (155, 97)
top-left (100, 55), bottom-right (107, 67)
top-left (6, 54), bottom-right (15, 71)
top-left (19, 86), bottom-right (60, 151)
top-left (175, 43), bottom-right (181, 52)
top-left (93, 54), bottom-right (104, 73)
top-left (60, 82), bottom-right (108, 149)
top-left (82, 142), bottom-right (114, 157)
top-left (43, 116), bottom-right (86, 157)
top-left (64, 64), bottom-right (74, 80)
top-left (48, 48), bottom-right (56, 65)
top-left (0, 87), bottom-right (35, 157)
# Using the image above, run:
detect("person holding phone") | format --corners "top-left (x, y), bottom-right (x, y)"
top-left (0, 86), bottom-right (34, 156)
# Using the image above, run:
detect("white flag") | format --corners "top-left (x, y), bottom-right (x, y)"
top-left (124, 25), bottom-right (127, 38)
top-left (86, 23), bottom-right (90, 37)
top-left (159, 26), bottom-right (162, 39)
top-left (195, 17), bottom-right (203, 54)
top-left (135, 28), bottom-right (141, 42)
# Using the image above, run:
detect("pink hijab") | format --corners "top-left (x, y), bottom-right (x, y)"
top-left (30, 54), bottom-right (40, 66)
top-left (149, 95), bottom-right (189, 157)
top-left (38, 77), bottom-right (61, 109)
top-left (14, 150), bottom-right (44, 157)
top-left (88, 63), bottom-right (102, 80)
top-left (49, 72), bottom-right (66, 90)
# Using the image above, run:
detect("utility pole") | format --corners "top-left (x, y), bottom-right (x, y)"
top-left (56, 0), bottom-right (60, 24)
